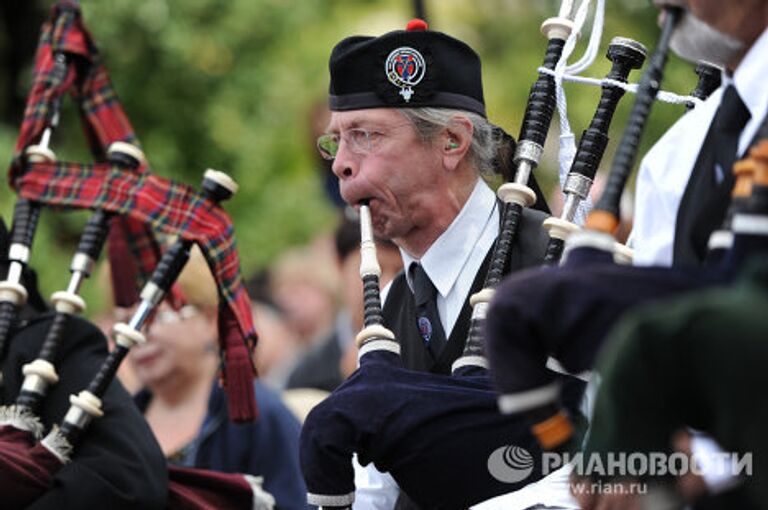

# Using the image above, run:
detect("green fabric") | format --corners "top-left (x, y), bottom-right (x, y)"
top-left (581, 259), bottom-right (768, 503)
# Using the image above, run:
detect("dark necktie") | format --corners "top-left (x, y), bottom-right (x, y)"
top-left (674, 85), bottom-right (751, 266)
top-left (409, 263), bottom-right (447, 359)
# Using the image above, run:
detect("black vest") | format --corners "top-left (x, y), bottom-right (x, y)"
top-left (383, 207), bottom-right (550, 374)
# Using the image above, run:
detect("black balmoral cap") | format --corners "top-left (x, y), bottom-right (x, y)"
top-left (328, 19), bottom-right (486, 117)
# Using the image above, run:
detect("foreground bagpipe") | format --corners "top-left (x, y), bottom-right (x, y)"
top-left (0, 2), bottom-right (272, 509)
top-left (298, 6), bottom-right (662, 509)
top-left (486, 5), bottom-right (768, 451)
top-left (485, 8), bottom-right (683, 434)
top-left (575, 147), bottom-right (768, 504)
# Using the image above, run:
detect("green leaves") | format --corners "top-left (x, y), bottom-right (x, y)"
top-left (1, 0), bottom-right (700, 315)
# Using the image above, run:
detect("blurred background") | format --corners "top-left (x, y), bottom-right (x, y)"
top-left (0, 0), bottom-right (699, 315)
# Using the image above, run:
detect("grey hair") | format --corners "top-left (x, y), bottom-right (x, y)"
top-left (397, 107), bottom-right (503, 177)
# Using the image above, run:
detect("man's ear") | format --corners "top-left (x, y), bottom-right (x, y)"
top-left (441, 116), bottom-right (474, 171)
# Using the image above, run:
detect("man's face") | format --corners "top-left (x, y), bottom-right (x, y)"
top-left (328, 108), bottom-right (446, 244)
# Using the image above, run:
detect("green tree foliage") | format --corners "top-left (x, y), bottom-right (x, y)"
top-left (0, 0), bottom-right (703, 314)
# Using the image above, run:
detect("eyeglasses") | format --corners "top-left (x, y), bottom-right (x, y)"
top-left (316, 124), bottom-right (412, 161)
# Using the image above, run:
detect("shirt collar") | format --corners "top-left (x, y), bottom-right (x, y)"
top-left (728, 27), bottom-right (768, 129)
top-left (401, 178), bottom-right (496, 298)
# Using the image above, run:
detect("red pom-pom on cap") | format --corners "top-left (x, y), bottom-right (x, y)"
top-left (406, 18), bottom-right (428, 31)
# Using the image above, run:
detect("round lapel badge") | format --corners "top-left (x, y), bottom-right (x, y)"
top-left (385, 46), bottom-right (426, 103)
top-left (417, 316), bottom-right (433, 344)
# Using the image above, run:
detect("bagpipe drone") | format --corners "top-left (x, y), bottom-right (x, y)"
top-left (486, 4), bottom-right (768, 454)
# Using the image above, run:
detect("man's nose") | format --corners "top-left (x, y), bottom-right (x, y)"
top-left (331, 139), bottom-right (358, 180)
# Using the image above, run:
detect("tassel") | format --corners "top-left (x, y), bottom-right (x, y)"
top-left (219, 306), bottom-right (258, 422)
top-left (107, 219), bottom-right (141, 307)
top-left (223, 344), bottom-right (258, 422)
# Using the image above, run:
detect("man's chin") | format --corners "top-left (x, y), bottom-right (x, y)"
top-left (668, 10), bottom-right (743, 68)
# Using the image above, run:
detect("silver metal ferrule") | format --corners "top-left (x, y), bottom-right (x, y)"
top-left (470, 301), bottom-right (489, 321)
top-left (70, 252), bottom-right (94, 277)
top-left (63, 408), bottom-right (93, 431)
top-left (129, 300), bottom-right (154, 331)
top-left (514, 160), bottom-right (534, 187)
top-left (563, 173), bottom-right (592, 200)
top-left (9, 243), bottom-right (30, 264)
top-left (561, 194), bottom-right (582, 223)
top-left (21, 374), bottom-right (48, 395)
top-left (514, 140), bottom-right (544, 166)
top-left (39, 127), bottom-right (53, 149)
top-left (139, 281), bottom-right (165, 307)
top-left (65, 271), bottom-right (86, 295)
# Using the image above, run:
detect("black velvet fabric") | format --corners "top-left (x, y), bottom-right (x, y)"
top-left (1, 311), bottom-right (168, 509)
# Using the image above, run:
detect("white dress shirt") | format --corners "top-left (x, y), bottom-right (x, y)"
top-left (631, 27), bottom-right (768, 267)
top-left (400, 177), bottom-right (499, 337)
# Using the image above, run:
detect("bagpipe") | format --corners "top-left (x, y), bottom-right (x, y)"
top-left (486, 4), bottom-right (768, 452)
top-left (573, 143), bottom-right (768, 503)
top-left (300, 202), bottom-right (571, 510)
top-left (0, 2), bottom-right (272, 508)
top-left (487, 6), bottom-right (685, 436)
top-left (298, 3), bottom-right (671, 508)
top-left (488, 114), bottom-right (768, 434)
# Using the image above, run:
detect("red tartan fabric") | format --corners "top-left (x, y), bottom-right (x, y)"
top-left (11, 1), bottom-right (141, 177)
top-left (19, 162), bottom-right (258, 421)
top-left (9, 1), bottom-right (160, 305)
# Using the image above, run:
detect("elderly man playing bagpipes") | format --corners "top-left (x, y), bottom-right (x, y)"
top-left (310, 16), bottom-right (556, 509)
top-left (297, 6), bottom-right (650, 506)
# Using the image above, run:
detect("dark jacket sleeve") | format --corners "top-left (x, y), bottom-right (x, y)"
top-left (1, 314), bottom-right (168, 510)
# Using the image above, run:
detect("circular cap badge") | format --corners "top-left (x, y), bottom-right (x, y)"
top-left (385, 46), bottom-right (426, 103)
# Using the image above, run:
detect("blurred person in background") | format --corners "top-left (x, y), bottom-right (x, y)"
top-left (286, 212), bottom-right (403, 393)
top-left (245, 269), bottom-right (304, 391)
top-left (264, 246), bottom-right (340, 389)
top-left (129, 246), bottom-right (309, 510)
